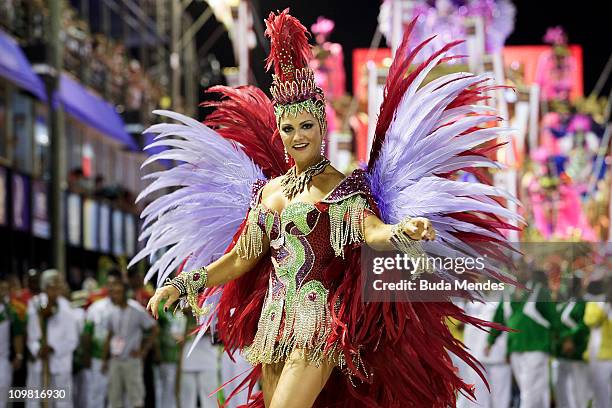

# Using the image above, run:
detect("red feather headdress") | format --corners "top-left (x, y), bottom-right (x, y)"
top-left (264, 9), bottom-right (327, 133)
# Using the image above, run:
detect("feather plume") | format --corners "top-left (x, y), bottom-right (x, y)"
top-left (264, 8), bottom-right (312, 81)
top-left (202, 85), bottom-right (286, 178)
top-left (129, 110), bottom-right (264, 286)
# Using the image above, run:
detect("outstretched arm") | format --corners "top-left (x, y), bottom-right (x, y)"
top-left (147, 238), bottom-right (269, 319)
top-left (363, 213), bottom-right (435, 251)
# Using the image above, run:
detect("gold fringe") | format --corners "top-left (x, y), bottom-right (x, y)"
top-left (236, 207), bottom-right (265, 260)
top-left (185, 286), bottom-right (211, 318)
top-left (243, 280), bottom-right (337, 368)
top-left (329, 195), bottom-right (368, 258)
top-left (242, 280), bottom-right (370, 379)
top-left (243, 284), bottom-right (283, 363)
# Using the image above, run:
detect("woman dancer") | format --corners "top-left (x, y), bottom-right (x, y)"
top-left (137, 9), bottom-right (519, 408)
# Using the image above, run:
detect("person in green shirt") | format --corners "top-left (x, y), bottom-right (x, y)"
top-left (552, 277), bottom-right (590, 408)
top-left (487, 271), bottom-right (560, 408)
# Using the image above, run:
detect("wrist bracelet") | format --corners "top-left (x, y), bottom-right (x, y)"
top-left (390, 218), bottom-right (419, 254)
top-left (166, 267), bottom-right (210, 317)
top-left (390, 218), bottom-right (432, 277)
top-left (166, 277), bottom-right (187, 297)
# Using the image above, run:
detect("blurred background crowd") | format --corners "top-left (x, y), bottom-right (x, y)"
top-left (449, 253), bottom-right (612, 408)
top-left (1, 256), bottom-right (612, 407)
top-left (1, 267), bottom-right (253, 407)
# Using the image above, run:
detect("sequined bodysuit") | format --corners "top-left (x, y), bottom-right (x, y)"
top-left (236, 172), bottom-right (372, 366)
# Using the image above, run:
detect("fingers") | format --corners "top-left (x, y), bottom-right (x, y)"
top-left (148, 291), bottom-right (163, 319)
top-left (414, 218), bottom-right (427, 238)
top-left (147, 286), bottom-right (181, 319)
top-left (414, 218), bottom-right (435, 241)
top-left (164, 289), bottom-right (179, 312)
top-left (404, 220), bottom-right (423, 240)
top-left (426, 230), bottom-right (435, 241)
top-left (425, 223), bottom-right (436, 241)
top-left (420, 223), bottom-right (428, 240)
top-left (148, 296), bottom-right (157, 319)
top-left (428, 221), bottom-right (436, 240)
top-left (403, 222), bottom-right (417, 234)
top-left (403, 218), bottom-right (435, 241)
top-left (146, 295), bottom-right (157, 318)
top-left (146, 296), bottom-right (154, 314)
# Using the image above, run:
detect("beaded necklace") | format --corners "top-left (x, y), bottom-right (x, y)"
top-left (281, 157), bottom-right (330, 200)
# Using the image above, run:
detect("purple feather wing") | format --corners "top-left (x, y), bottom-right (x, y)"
top-left (129, 110), bottom-right (265, 286)
top-left (368, 44), bottom-right (523, 282)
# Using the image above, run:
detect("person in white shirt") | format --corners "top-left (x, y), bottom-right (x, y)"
top-left (83, 295), bottom-right (114, 408)
top-left (69, 304), bottom-right (88, 408)
top-left (103, 270), bottom-right (157, 408)
top-left (179, 311), bottom-right (221, 408)
top-left (461, 298), bottom-right (512, 408)
top-left (26, 269), bottom-right (79, 408)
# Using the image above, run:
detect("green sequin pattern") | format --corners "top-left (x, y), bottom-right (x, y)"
top-left (281, 202), bottom-right (317, 235)
top-left (243, 196), bottom-right (369, 369)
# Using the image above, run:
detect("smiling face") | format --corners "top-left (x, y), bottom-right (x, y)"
top-left (279, 109), bottom-right (323, 165)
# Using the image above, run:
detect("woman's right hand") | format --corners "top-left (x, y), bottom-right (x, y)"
top-left (146, 285), bottom-right (180, 319)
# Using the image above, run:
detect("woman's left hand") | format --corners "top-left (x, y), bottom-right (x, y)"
top-left (401, 217), bottom-right (436, 241)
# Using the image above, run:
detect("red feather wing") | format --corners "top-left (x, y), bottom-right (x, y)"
top-left (202, 85), bottom-right (287, 179)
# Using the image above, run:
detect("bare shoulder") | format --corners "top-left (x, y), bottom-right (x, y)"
top-left (259, 176), bottom-right (285, 211)
top-left (317, 165), bottom-right (346, 193)
top-left (324, 165), bottom-right (346, 182)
